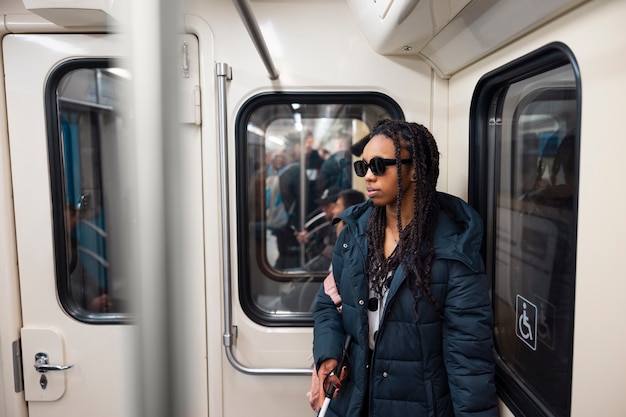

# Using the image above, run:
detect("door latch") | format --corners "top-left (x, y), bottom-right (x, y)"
top-left (34, 352), bottom-right (73, 391)
top-left (34, 352), bottom-right (73, 373)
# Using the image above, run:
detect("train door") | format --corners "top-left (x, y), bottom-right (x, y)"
top-left (3, 33), bottom-right (206, 417)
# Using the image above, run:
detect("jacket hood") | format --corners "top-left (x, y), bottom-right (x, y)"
top-left (336, 192), bottom-right (484, 272)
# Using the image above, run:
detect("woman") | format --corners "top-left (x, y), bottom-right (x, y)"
top-left (312, 119), bottom-right (497, 417)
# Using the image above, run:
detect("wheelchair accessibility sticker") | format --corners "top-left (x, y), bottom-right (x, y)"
top-left (516, 294), bottom-right (537, 351)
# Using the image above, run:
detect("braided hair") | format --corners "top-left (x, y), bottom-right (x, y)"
top-left (365, 119), bottom-right (441, 317)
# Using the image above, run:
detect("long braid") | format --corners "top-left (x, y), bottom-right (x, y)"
top-left (365, 119), bottom-right (442, 318)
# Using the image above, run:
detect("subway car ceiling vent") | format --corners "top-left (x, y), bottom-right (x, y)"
top-left (347, 0), bottom-right (589, 77)
top-left (21, 0), bottom-right (122, 28)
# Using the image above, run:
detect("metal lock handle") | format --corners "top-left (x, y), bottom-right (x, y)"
top-left (34, 352), bottom-right (73, 373)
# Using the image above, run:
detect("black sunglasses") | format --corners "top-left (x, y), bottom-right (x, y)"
top-left (353, 157), bottom-right (411, 177)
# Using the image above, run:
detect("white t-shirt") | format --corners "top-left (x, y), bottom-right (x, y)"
top-left (368, 270), bottom-right (393, 349)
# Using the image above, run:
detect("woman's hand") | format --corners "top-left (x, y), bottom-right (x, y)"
top-left (317, 358), bottom-right (348, 410)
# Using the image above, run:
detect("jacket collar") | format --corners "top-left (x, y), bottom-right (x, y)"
top-left (336, 192), bottom-right (484, 272)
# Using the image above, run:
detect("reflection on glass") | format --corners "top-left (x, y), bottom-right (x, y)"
top-left (56, 66), bottom-right (129, 316)
top-left (492, 65), bottom-right (577, 417)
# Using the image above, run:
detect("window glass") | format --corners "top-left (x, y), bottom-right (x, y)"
top-left (472, 46), bottom-right (578, 417)
top-left (237, 94), bottom-right (402, 324)
top-left (49, 61), bottom-right (131, 322)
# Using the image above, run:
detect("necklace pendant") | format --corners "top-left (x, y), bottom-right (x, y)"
top-left (367, 297), bottom-right (379, 311)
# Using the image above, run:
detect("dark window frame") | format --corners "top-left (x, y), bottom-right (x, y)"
top-left (46, 58), bottom-right (130, 325)
top-left (469, 42), bottom-right (580, 417)
top-left (235, 91), bottom-right (403, 327)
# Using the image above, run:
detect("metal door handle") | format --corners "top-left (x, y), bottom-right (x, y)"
top-left (34, 352), bottom-right (73, 373)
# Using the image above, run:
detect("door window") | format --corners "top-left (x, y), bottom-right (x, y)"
top-left (236, 93), bottom-right (403, 324)
top-left (47, 60), bottom-right (131, 322)
top-left (470, 43), bottom-right (579, 417)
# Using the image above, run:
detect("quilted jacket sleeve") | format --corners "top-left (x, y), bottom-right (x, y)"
top-left (312, 248), bottom-right (346, 371)
top-left (442, 260), bottom-right (498, 417)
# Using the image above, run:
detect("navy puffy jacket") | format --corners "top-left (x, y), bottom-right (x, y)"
top-left (313, 192), bottom-right (498, 417)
